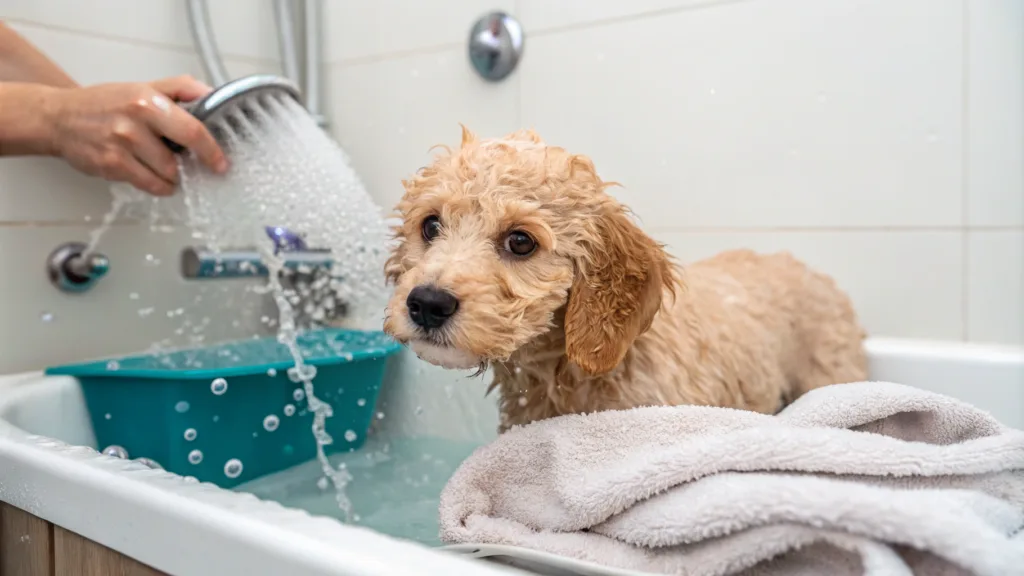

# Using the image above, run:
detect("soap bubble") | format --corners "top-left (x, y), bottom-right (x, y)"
top-left (263, 414), bottom-right (280, 431)
top-left (184, 428), bottom-right (197, 441)
top-left (356, 398), bottom-right (366, 407)
top-left (135, 457), bottom-right (163, 470)
top-left (224, 458), bottom-right (243, 478)
top-left (344, 430), bottom-right (357, 442)
top-left (293, 388), bottom-right (305, 402)
top-left (267, 368), bottom-right (277, 377)
top-left (106, 360), bottom-right (120, 371)
top-left (283, 404), bottom-right (296, 416)
top-left (210, 378), bottom-right (228, 395)
top-left (175, 401), bottom-right (190, 413)
top-left (40, 312), bottom-right (53, 322)
top-left (317, 477), bottom-right (329, 490)
top-left (183, 476), bottom-right (199, 484)
top-left (188, 449), bottom-right (203, 464)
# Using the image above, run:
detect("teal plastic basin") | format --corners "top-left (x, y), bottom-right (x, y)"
top-left (45, 329), bottom-right (401, 489)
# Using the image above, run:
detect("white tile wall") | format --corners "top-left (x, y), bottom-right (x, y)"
top-left (1, 0), bottom-right (1021, 380)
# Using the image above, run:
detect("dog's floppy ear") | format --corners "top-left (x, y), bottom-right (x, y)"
top-left (564, 192), bottom-right (673, 376)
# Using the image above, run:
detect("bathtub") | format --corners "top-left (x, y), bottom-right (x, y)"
top-left (0, 337), bottom-right (1021, 576)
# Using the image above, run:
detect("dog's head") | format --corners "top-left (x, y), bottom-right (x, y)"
top-left (383, 127), bottom-right (674, 375)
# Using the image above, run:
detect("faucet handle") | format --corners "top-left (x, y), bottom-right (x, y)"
top-left (264, 226), bottom-right (308, 254)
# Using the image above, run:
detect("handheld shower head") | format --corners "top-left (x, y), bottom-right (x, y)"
top-left (163, 74), bottom-right (303, 152)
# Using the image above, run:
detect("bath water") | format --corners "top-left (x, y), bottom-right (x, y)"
top-left (236, 436), bottom-right (481, 546)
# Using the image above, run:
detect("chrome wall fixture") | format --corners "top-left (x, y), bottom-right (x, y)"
top-left (468, 12), bottom-right (524, 82)
top-left (47, 242), bottom-right (110, 294)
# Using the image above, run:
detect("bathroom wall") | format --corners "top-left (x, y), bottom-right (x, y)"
top-left (0, 0), bottom-right (1020, 379)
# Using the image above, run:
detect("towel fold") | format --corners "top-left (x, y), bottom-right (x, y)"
top-left (439, 382), bottom-right (1024, 575)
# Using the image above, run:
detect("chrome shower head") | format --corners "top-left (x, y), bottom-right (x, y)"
top-left (164, 73), bottom-right (303, 152)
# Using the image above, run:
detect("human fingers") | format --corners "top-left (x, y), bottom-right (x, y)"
top-left (141, 88), bottom-right (227, 173)
top-left (109, 116), bottom-right (179, 184)
top-left (104, 151), bottom-right (176, 196)
top-left (149, 75), bottom-right (213, 103)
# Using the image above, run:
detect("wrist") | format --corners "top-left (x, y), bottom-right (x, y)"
top-left (0, 83), bottom-right (63, 157)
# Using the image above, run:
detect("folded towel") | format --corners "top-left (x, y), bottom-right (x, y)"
top-left (439, 382), bottom-right (1024, 575)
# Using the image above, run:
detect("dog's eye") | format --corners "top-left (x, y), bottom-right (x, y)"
top-left (421, 215), bottom-right (442, 242)
top-left (504, 231), bottom-right (536, 256)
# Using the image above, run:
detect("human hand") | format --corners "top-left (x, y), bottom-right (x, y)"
top-left (44, 75), bottom-right (228, 196)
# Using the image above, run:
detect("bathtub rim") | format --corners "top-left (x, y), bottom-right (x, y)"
top-left (0, 372), bottom-right (519, 576)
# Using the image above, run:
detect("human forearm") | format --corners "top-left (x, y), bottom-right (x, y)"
top-left (0, 22), bottom-right (77, 88)
top-left (0, 82), bottom-right (59, 156)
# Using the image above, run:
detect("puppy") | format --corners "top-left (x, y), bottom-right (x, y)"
top-left (383, 127), bottom-right (868, 431)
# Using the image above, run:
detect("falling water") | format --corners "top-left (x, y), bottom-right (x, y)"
top-left (176, 91), bottom-right (390, 519)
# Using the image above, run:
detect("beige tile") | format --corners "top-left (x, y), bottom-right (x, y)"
top-left (519, 0), bottom-right (710, 31)
top-left (325, 48), bottom-right (520, 211)
top-left (967, 0), bottom-right (1024, 227)
top-left (520, 0), bottom-right (964, 228)
top-left (967, 231), bottom-right (1024, 344)
top-left (323, 0), bottom-right (516, 63)
top-left (1, 0), bottom-right (280, 61)
top-left (0, 24), bottom-right (279, 224)
top-left (0, 224), bottom-right (269, 374)
top-left (654, 230), bottom-right (964, 340)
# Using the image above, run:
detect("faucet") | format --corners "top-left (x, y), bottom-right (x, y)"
top-left (180, 226), bottom-right (332, 279)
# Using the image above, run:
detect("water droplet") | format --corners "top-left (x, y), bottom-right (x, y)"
top-left (135, 457), bottom-right (162, 470)
top-left (102, 445), bottom-right (128, 459)
top-left (184, 428), bottom-right (197, 441)
top-left (129, 292), bottom-right (140, 300)
top-left (267, 368), bottom-right (277, 377)
top-left (263, 414), bottom-right (280, 431)
top-left (104, 413), bottom-right (112, 420)
top-left (293, 388), bottom-right (305, 402)
top-left (210, 377), bottom-right (228, 395)
top-left (283, 404), bottom-right (296, 416)
top-left (344, 429), bottom-right (357, 442)
top-left (356, 398), bottom-right (366, 407)
top-left (376, 411), bottom-right (385, 420)
top-left (40, 312), bottom-right (53, 322)
top-left (143, 254), bottom-right (161, 266)
top-left (518, 396), bottom-right (528, 406)
top-left (188, 449), bottom-right (203, 464)
top-left (223, 458), bottom-right (243, 478)
top-left (175, 400), bottom-right (190, 413)
top-left (137, 307), bottom-right (154, 317)
top-left (106, 360), bottom-right (120, 371)
top-left (212, 415), bottom-right (220, 423)
top-left (317, 477), bottom-right (329, 490)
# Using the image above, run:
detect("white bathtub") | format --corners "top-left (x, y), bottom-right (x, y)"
top-left (0, 337), bottom-right (1021, 576)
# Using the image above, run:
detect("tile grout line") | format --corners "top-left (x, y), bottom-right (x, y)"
top-left (3, 18), bottom-right (280, 66)
top-left (961, 0), bottom-right (972, 342)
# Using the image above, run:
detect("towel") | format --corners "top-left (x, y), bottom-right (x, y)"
top-left (439, 382), bottom-right (1024, 575)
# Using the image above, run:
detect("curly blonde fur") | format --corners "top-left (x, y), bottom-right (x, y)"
top-left (384, 127), bottom-right (868, 431)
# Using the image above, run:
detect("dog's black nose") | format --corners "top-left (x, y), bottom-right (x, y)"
top-left (406, 286), bottom-right (459, 330)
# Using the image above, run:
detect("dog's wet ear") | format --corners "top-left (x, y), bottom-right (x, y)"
top-left (564, 195), bottom-right (674, 375)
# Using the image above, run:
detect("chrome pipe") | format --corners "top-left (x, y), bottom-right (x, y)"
top-left (303, 0), bottom-right (328, 128)
top-left (273, 0), bottom-right (302, 86)
top-left (181, 247), bottom-right (333, 279)
top-left (185, 0), bottom-right (230, 86)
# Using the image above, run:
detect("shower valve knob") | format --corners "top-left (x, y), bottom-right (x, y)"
top-left (47, 242), bottom-right (111, 294)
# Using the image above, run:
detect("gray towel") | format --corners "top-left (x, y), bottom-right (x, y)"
top-left (439, 382), bottom-right (1024, 575)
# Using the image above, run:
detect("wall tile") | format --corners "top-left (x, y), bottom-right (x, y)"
top-left (325, 48), bottom-right (520, 211)
top-left (519, 0), bottom-right (709, 31)
top-left (967, 231), bottom-right (1023, 344)
top-left (967, 0), bottom-right (1024, 227)
top-left (520, 0), bottom-right (963, 228)
top-left (1, 0), bottom-right (280, 61)
top-left (653, 230), bottom-right (964, 340)
top-left (0, 224), bottom-right (269, 374)
top-left (323, 0), bottom-right (515, 63)
top-left (0, 24), bottom-right (279, 224)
